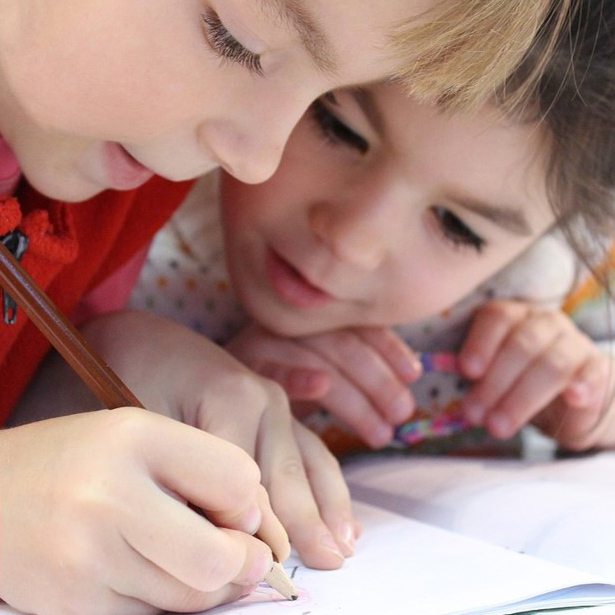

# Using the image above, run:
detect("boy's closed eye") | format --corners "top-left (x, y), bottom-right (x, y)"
top-left (202, 8), bottom-right (264, 76)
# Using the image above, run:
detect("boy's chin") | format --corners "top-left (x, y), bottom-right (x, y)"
top-left (23, 168), bottom-right (103, 202)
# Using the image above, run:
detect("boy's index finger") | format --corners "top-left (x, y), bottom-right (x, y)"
top-left (138, 411), bottom-right (263, 524)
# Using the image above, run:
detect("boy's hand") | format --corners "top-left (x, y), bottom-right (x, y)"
top-left (84, 312), bottom-right (358, 570)
top-left (227, 324), bottom-right (421, 448)
top-left (458, 300), bottom-right (615, 450)
top-left (1, 409), bottom-right (280, 615)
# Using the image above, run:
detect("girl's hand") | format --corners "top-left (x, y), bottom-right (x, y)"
top-left (227, 324), bottom-right (421, 448)
top-left (1, 409), bottom-right (282, 615)
top-left (83, 311), bottom-right (358, 570)
top-left (458, 300), bottom-right (615, 450)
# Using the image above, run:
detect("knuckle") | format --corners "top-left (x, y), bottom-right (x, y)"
top-left (542, 348), bottom-right (577, 379)
top-left (278, 454), bottom-right (309, 483)
top-left (193, 547), bottom-right (239, 591)
top-left (331, 330), bottom-right (361, 359)
top-left (508, 329), bottom-right (539, 358)
top-left (482, 299), bottom-right (525, 320)
top-left (215, 370), bottom-right (282, 414)
top-left (103, 406), bottom-right (151, 446)
top-left (318, 445), bottom-right (344, 474)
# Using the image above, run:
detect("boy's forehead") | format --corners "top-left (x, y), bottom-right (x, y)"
top-left (259, 0), bottom-right (434, 84)
top-left (258, 0), bottom-right (337, 76)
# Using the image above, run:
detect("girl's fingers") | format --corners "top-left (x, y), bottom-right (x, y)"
top-left (563, 354), bottom-right (612, 409)
top-left (482, 337), bottom-right (590, 438)
top-left (304, 331), bottom-right (415, 426)
top-left (472, 326), bottom-right (598, 441)
top-left (540, 354), bottom-right (613, 449)
top-left (258, 362), bottom-right (331, 400)
top-left (357, 327), bottom-right (422, 382)
top-left (459, 301), bottom-right (530, 378)
top-left (463, 311), bottom-right (561, 424)
top-left (317, 376), bottom-right (396, 448)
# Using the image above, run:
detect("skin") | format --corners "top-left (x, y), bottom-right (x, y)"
top-left (0, 1), bottom-right (441, 613)
top-left (220, 84), bottom-right (554, 337)
top-left (221, 83), bottom-right (615, 450)
top-left (0, 0), bottom-right (426, 201)
top-left (6, 311), bottom-right (357, 615)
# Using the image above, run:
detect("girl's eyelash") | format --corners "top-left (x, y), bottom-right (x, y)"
top-left (202, 10), bottom-right (263, 76)
top-left (432, 206), bottom-right (486, 253)
top-left (309, 98), bottom-right (369, 154)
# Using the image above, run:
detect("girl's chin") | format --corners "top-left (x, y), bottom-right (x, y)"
top-left (248, 304), bottom-right (338, 338)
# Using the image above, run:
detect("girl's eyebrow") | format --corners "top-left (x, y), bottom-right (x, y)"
top-left (260, 0), bottom-right (337, 76)
top-left (350, 87), bottom-right (385, 134)
top-left (452, 195), bottom-right (533, 236)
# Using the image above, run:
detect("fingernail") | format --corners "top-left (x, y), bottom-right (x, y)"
top-left (244, 553), bottom-right (272, 585)
top-left (372, 423), bottom-right (393, 448)
top-left (239, 586), bottom-right (258, 601)
top-left (568, 381), bottom-right (589, 404)
top-left (463, 355), bottom-right (483, 377)
top-left (339, 522), bottom-right (356, 556)
top-left (390, 392), bottom-right (413, 423)
top-left (464, 401), bottom-right (485, 425)
top-left (489, 414), bottom-right (511, 439)
top-left (242, 504), bottom-right (262, 536)
top-left (401, 355), bottom-right (423, 381)
top-left (320, 532), bottom-right (345, 560)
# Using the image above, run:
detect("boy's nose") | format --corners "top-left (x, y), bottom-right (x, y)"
top-left (199, 120), bottom-right (289, 185)
top-left (309, 201), bottom-right (389, 271)
top-left (199, 89), bottom-right (316, 185)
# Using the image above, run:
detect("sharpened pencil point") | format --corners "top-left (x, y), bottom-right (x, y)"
top-left (264, 560), bottom-right (298, 601)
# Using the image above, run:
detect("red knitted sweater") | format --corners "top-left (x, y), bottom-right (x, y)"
top-left (0, 176), bottom-right (193, 423)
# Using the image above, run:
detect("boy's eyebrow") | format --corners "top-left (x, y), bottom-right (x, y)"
top-left (261, 0), bottom-right (337, 76)
top-left (452, 196), bottom-right (533, 236)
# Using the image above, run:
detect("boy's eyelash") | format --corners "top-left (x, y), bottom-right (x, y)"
top-left (432, 206), bottom-right (486, 253)
top-left (202, 10), bottom-right (263, 76)
top-left (309, 99), bottom-right (369, 154)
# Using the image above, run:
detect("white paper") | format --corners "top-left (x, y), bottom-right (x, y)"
top-left (199, 501), bottom-right (615, 615)
top-left (4, 454), bottom-right (615, 615)
top-left (344, 452), bottom-right (615, 581)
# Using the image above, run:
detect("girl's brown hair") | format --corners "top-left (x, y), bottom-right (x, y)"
top-left (502, 0), bottom-right (615, 274)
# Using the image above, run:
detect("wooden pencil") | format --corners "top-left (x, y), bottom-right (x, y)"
top-left (0, 240), bottom-right (298, 601)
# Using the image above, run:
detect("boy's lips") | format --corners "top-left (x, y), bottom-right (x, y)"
top-left (104, 142), bottom-right (154, 190)
top-left (265, 248), bottom-right (335, 308)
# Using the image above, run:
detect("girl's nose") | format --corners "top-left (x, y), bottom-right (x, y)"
top-left (309, 200), bottom-right (391, 271)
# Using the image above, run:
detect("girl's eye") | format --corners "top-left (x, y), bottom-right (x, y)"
top-left (431, 206), bottom-right (486, 253)
top-left (309, 98), bottom-right (369, 154)
top-left (202, 9), bottom-right (263, 76)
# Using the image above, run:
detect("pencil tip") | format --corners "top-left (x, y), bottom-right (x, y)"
top-left (291, 595), bottom-right (299, 601)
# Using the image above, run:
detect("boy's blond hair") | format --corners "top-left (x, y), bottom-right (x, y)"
top-left (390, 0), bottom-right (575, 110)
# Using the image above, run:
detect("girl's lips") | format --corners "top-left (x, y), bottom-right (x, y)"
top-left (266, 249), bottom-right (334, 308)
top-left (104, 142), bottom-right (154, 190)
